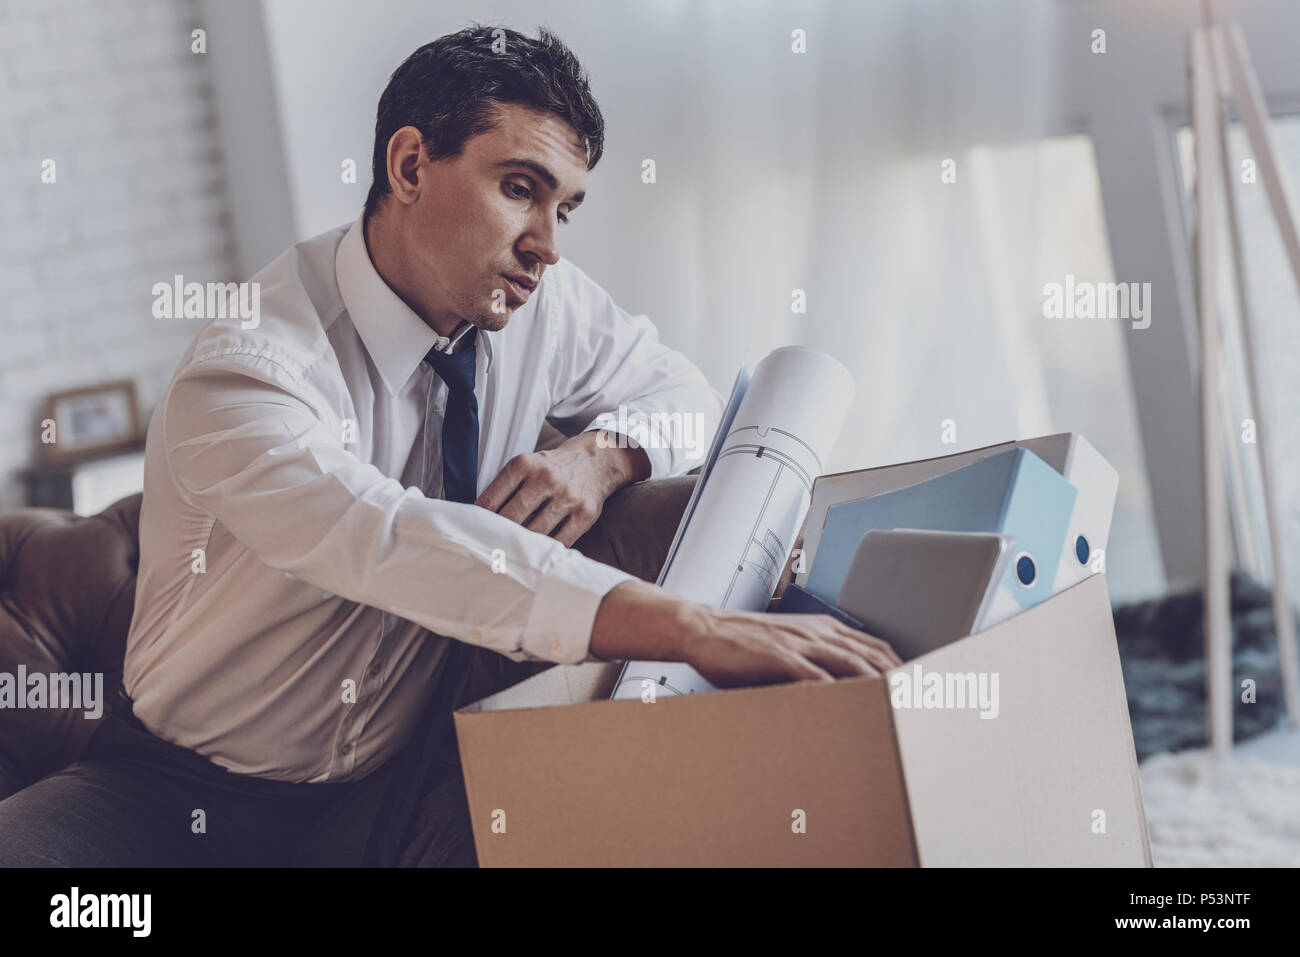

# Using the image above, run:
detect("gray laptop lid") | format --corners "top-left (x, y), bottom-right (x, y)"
top-left (835, 529), bottom-right (1011, 661)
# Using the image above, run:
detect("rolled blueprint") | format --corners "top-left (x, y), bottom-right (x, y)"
top-left (612, 345), bottom-right (856, 699)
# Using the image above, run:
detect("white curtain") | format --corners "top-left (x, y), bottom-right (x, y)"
top-left (568, 0), bottom-right (1065, 469)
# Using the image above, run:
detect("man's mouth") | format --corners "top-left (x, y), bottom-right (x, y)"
top-left (501, 273), bottom-right (537, 304)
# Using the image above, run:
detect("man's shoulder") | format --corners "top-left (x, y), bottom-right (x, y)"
top-left (251, 220), bottom-right (351, 312)
top-left (179, 222), bottom-right (352, 380)
top-left (240, 220), bottom-right (351, 340)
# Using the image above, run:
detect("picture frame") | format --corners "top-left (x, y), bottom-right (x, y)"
top-left (42, 379), bottom-right (143, 464)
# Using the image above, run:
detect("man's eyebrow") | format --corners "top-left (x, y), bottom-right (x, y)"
top-left (493, 158), bottom-right (585, 204)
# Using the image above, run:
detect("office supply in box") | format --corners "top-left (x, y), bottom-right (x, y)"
top-left (804, 448), bottom-right (1077, 628)
top-left (1048, 434), bottom-right (1119, 590)
top-left (834, 528), bottom-right (1013, 660)
top-left (611, 347), bottom-right (855, 699)
top-left (773, 580), bottom-right (868, 631)
top-left (796, 433), bottom-right (1117, 601)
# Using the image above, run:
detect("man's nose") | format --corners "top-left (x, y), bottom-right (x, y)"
top-left (517, 214), bottom-right (561, 267)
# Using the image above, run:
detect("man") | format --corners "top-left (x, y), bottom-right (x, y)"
top-left (0, 24), bottom-right (898, 867)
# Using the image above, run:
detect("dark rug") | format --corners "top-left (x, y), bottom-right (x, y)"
top-left (1113, 570), bottom-right (1296, 761)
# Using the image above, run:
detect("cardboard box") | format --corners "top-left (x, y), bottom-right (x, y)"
top-left (454, 571), bottom-right (1152, 866)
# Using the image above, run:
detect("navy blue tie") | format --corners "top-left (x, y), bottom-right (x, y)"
top-left (422, 326), bottom-right (480, 504)
top-left (362, 324), bottom-right (483, 866)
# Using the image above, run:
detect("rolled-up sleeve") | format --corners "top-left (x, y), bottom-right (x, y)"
top-left (544, 259), bottom-right (724, 480)
top-left (161, 352), bottom-right (635, 665)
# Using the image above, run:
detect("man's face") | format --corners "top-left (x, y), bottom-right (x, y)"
top-left (387, 101), bottom-right (589, 335)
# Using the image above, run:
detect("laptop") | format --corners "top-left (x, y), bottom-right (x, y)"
top-left (834, 528), bottom-right (1013, 662)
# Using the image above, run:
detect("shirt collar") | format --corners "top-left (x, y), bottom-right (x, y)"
top-left (433, 319), bottom-right (478, 356)
top-left (335, 215), bottom-right (494, 395)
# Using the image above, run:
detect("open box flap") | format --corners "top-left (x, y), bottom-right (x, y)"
top-left (888, 573), bottom-right (1150, 866)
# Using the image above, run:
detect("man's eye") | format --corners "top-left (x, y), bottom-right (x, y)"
top-left (504, 182), bottom-right (570, 225)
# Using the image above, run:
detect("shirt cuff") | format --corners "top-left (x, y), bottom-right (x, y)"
top-left (522, 549), bottom-right (638, 664)
top-left (582, 415), bottom-right (669, 481)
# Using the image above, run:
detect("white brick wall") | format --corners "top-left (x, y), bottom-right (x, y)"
top-left (0, 0), bottom-right (237, 510)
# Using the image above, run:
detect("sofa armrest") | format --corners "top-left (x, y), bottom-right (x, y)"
top-left (538, 417), bottom-right (701, 582)
top-left (0, 496), bottom-right (142, 796)
top-left (574, 474), bottom-right (698, 583)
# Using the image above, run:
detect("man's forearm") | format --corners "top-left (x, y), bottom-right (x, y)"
top-left (589, 578), bottom-right (704, 662)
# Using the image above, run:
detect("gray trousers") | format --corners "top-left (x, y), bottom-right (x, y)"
top-left (0, 645), bottom-right (546, 867)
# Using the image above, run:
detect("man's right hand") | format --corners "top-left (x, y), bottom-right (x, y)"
top-left (589, 579), bottom-right (903, 688)
top-left (679, 603), bottom-right (902, 688)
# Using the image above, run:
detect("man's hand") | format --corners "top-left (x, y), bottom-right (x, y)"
top-left (475, 429), bottom-right (650, 547)
top-left (681, 603), bottom-right (903, 688)
top-left (590, 579), bottom-right (903, 687)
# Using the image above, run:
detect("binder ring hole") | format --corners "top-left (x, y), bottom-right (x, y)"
top-left (1015, 552), bottom-right (1037, 588)
top-left (1075, 534), bottom-right (1090, 565)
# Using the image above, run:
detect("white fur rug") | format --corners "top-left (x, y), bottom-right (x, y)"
top-left (1139, 749), bottom-right (1300, 866)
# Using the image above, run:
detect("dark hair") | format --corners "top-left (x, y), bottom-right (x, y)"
top-left (363, 23), bottom-right (605, 222)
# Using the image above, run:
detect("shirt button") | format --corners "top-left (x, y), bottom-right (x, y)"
top-left (470, 627), bottom-right (483, 643)
top-left (549, 639), bottom-right (564, 657)
top-left (340, 742), bottom-right (353, 756)
top-left (433, 401), bottom-right (444, 414)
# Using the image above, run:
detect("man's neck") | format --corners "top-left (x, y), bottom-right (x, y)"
top-left (362, 211), bottom-right (461, 339)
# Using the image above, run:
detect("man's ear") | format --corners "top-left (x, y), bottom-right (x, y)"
top-left (385, 127), bottom-right (426, 207)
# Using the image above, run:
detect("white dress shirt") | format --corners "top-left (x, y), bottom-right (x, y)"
top-left (123, 215), bottom-right (723, 783)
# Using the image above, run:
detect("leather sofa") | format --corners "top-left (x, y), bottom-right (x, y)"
top-left (0, 424), bottom-right (699, 806)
